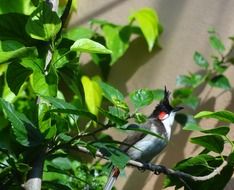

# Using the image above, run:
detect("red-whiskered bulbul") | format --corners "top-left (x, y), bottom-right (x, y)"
top-left (104, 87), bottom-right (183, 190)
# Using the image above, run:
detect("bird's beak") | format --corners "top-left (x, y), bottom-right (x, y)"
top-left (173, 106), bottom-right (184, 112)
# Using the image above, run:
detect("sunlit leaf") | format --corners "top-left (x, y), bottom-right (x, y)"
top-left (0, 0), bottom-right (36, 15)
top-left (130, 89), bottom-right (154, 109)
top-left (176, 74), bottom-right (203, 87)
top-left (102, 25), bottom-right (129, 64)
top-left (98, 81), bottom-right (128, 110)
top-left (195, 110), bottom-right (234, 123)
top-left (26, 1), bottom-right (61, 41)
top-left (0, 40), bottom-right (37, 63)
top-left (71, 38), bottom-right (112, 54)
top-left (81, 76), bottom-right (102, 116)
top-left (129, 8), bottom-right (160, 51)
top-left (63, 27), bottom-right (94, 41)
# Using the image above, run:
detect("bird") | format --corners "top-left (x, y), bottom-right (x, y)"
top-left (104, 87), bottom-right (183, 190)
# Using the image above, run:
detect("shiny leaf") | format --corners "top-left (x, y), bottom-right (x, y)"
top-left (195, 110), bottom-right (234, 123)
top-left (130, 89), bottom-right (154, 109)
top-left (81, 76), bottom-right (102, 115)
top-left (26, 2), bottom-right (61, 41)
top-left (70, 38), bottom-right (112, 54)
top-left (129, 8), bottom-right (160, 51)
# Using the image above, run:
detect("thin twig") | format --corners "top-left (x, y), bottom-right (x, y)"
top-left (46, 124), bottom-right (111, 155)
top-left (71, 146), bottom-right (228, 182)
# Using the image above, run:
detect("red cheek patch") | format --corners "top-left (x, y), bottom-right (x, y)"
top-left (158, 111), bottom-right (167, 120)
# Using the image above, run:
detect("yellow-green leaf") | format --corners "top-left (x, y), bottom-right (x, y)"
top-left (81, 76), bottom-right (102, 116)
top-left (129, 8), bottom-right (159, 51)
top-left (70, 38), bottom-right (112, 54)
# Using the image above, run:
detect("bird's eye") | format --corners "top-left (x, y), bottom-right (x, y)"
top-left (158, 111), bottom-right (168, 120)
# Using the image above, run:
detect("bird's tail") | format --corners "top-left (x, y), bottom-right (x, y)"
top-left (104, 167), bottom-right (120, 190)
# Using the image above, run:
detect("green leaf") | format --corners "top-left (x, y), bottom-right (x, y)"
top-left (209, 35), bottom-right (225, 53)
top-left (209, 75), bottom-right (231, 90)
top-left (92, 142), bottom-right (130, 169)
top-left (182, 115), bottom-right (203, 131)
top-left (102, 25), bottom-right (129, 64)
top-left (176, 74), bottom-right (203, 87)
top-left (202, 126), bottom-right (230, 136)
top-left (6, 61), bottom-right (33, 94)
top-left (99, 108), bottom-right (127, 126)
top-left (41, 96), bottom-right (77, 110)
top-left (20, 57), bottom-right (44, 72)
top-left (38, 103), bottom-right (54, 139)
top-left (0, 40), bottom-right (37, 63)
top-left (52, 38), bottom-right (78, 69)
top-left (193, 51), bottom-right (209, 68)
top-left (48, 109), bottom-right (97, 121)
top-left (164, 154), bottom-right (232, 190)
top-left (129, 8), bottom-right (160, 51)
top-left (212, 56), bottom-right (227, 74)
top-left (190, 135), bottom-right (224, 153)
top-left (228, 152), bottom-right (234, 166)
top-left (70, 38), bottom-right (112, 54)
top-left (63, 27), bottom-right (94, 41)
top-left (26, 2), bottom-right (61, 41)
top-left (0, 0), bottom-right (36, 15)
top-left (51, 157), bottom-right (72, 170)
top-left (134, 112), bottom-right (147, 124)
top-left (182, 95), bottom-right (200, 110)
top-left (0, 13), bottom-right (35, 45)
top-left (31, 67), bottom-right (58, 97)
top-left (0, 98), bottom-right (43, 146)
top-left (194, 110), bottom-right (234, 123)
top-left (173, 88), bottom-right (193, 99)
top-left (151, 89), bottom-right (164, 100)
top-left (98, 81), bottom-right (128, 110)
top-left (108, 106), bottom-right (128, 120)
top-left (130, 89), bottom-right (154, 109)
top-left (81, 76), bottom-right (102, 116)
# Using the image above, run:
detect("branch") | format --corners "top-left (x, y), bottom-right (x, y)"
top-left (22, 152), bottom-right (45, 190)
top-left (74, 146), bottom-right (228, 182)
top-left (46, 124), bottom-right (111, 155)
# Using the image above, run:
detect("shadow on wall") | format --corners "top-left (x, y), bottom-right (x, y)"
top-left (70, 0), bottom-right (128, 27)
top-left (81, 37), bottom-right (161, 95)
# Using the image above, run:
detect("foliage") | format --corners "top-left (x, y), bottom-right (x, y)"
top-left (0, 0), bottom-right (162, 189)
top-left (0, 0), bottom-right (234, 190)
top-left (164, 32), bottom-right (234, 189)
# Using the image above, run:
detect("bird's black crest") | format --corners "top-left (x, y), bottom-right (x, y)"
top-left (150, 86), bottom-right (174, 118)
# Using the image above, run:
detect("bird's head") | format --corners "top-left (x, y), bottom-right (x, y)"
top-left (150, 86), bottom-right (183, 126)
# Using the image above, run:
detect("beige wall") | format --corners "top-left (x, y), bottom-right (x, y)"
top-left (69, 0), bottom-right (234, 189)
